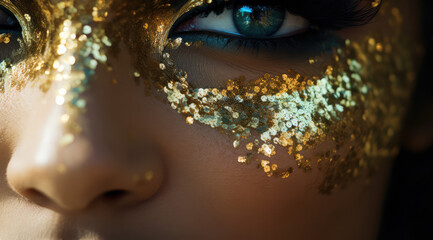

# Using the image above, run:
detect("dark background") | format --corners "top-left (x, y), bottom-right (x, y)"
top-left (378, 0), bottom-right (433, 239)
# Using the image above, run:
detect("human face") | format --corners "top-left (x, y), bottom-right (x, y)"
top-left (0, 0), bottom-right (422, 239)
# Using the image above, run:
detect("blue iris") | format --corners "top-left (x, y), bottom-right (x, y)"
top-left (233, 5), bottom-right (285, 38)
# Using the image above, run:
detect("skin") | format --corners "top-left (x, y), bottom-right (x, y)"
top-left (0, 0), bottom-right (426, 239)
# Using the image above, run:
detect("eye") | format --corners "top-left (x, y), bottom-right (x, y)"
top-left (173, 4), bottom-right (309, 39)
top-left (0, 6), bottom-right (22, 34)
top-left (0, 5), bottom-right (23, 61)
top-left (168, 0), bottom-right (381, 54)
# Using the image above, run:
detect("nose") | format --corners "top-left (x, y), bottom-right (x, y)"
top-left (6, 77), bottom-right (164, 213)
top-left (8, 140), bottom-right (162, 212)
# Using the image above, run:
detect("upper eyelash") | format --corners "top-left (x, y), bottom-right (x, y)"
top-left (173, 0), bottom-right (382, 31)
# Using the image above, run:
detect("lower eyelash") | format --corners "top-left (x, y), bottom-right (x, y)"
top-left (170, 29), bottom-right (343, 56)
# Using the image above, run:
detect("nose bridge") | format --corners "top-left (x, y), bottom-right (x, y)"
top-left (43, 0), bottom-right (114, 145)
top-left (5, 78), bottom-right (164, 212)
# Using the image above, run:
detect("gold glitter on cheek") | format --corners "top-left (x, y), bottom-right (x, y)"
top-left (155, 2), bottom-right (418, 193)
top-left (0, 0), bottom-right (418, 194)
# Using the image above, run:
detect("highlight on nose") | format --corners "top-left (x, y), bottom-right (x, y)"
top-left (6, 137), bottom-right (163, 213)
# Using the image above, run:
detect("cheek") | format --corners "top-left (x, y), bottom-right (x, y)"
top-left (150, 6), bottom-right (418, 194)
top-left (168, 47), bottom-right (327, 88)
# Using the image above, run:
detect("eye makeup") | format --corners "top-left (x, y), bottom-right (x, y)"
top-left (0, 0), bottom-right (419, 194)
top-left (171, 0), bottom-right (382, 32)
top-left (156, 0), bottom-right (417, 193)
top-left (0, 0), bottom-right (116, 144)
top-left (168, 0), bottom-right (378, 55)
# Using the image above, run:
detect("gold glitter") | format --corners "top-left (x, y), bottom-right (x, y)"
top-left (376, 43), bottom-right (383, 52)
top-left (308, 58), bottom-right (317, 64)
top-left (57, 45), bottom-right (67, 55)
top-left (0, 0), bottom-right (418, 194)
top-left (15, 0), bottom-right (116, 146)
top-left (371, 0), bottom-right (381, 8)
top-left (281, 171), bottom-right (290, 179)
top-left (24, 13), bottom-right (31, 22)
top-left (246, 142), bottom-right (254, 150)
top-left (238, 156), bottom-right (247, 163)
top-left (157, 1), bottom-right (417, 193)
top-left (0, 33), bottom-right (11, 44)
top-left (186, 116), bottom-right (194, 125)
top-left (325, 65), bottom-right (333, 76)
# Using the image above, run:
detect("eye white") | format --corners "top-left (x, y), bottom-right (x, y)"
top-left (190, 8), bottom-right (310, 37)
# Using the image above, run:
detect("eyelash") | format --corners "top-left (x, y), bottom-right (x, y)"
top-left (185, 0), bottom-right (381, 29)
top-left (169, 0), bottom-right (381, 52)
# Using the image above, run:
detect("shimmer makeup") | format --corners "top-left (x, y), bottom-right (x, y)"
top-left (0, 0), bottom-right (418, 193)
top-left (157, 0), bottom-right (416, 193)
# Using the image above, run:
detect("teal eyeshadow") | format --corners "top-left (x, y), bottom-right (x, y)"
top-left (171, 30), bottom-right (343, 57)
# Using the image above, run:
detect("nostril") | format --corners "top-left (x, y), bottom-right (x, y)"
top-left (21, 189), bottom-right (133, 211)
top-left (101, 190), bottom-right (130, 201)
top-left (23, 188), bottom-right (51, 207)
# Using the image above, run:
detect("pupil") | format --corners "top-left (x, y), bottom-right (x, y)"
top-left (6, 16), bottom-right (16, 26)
top-left (233, 5), bottom-right (285, 38)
